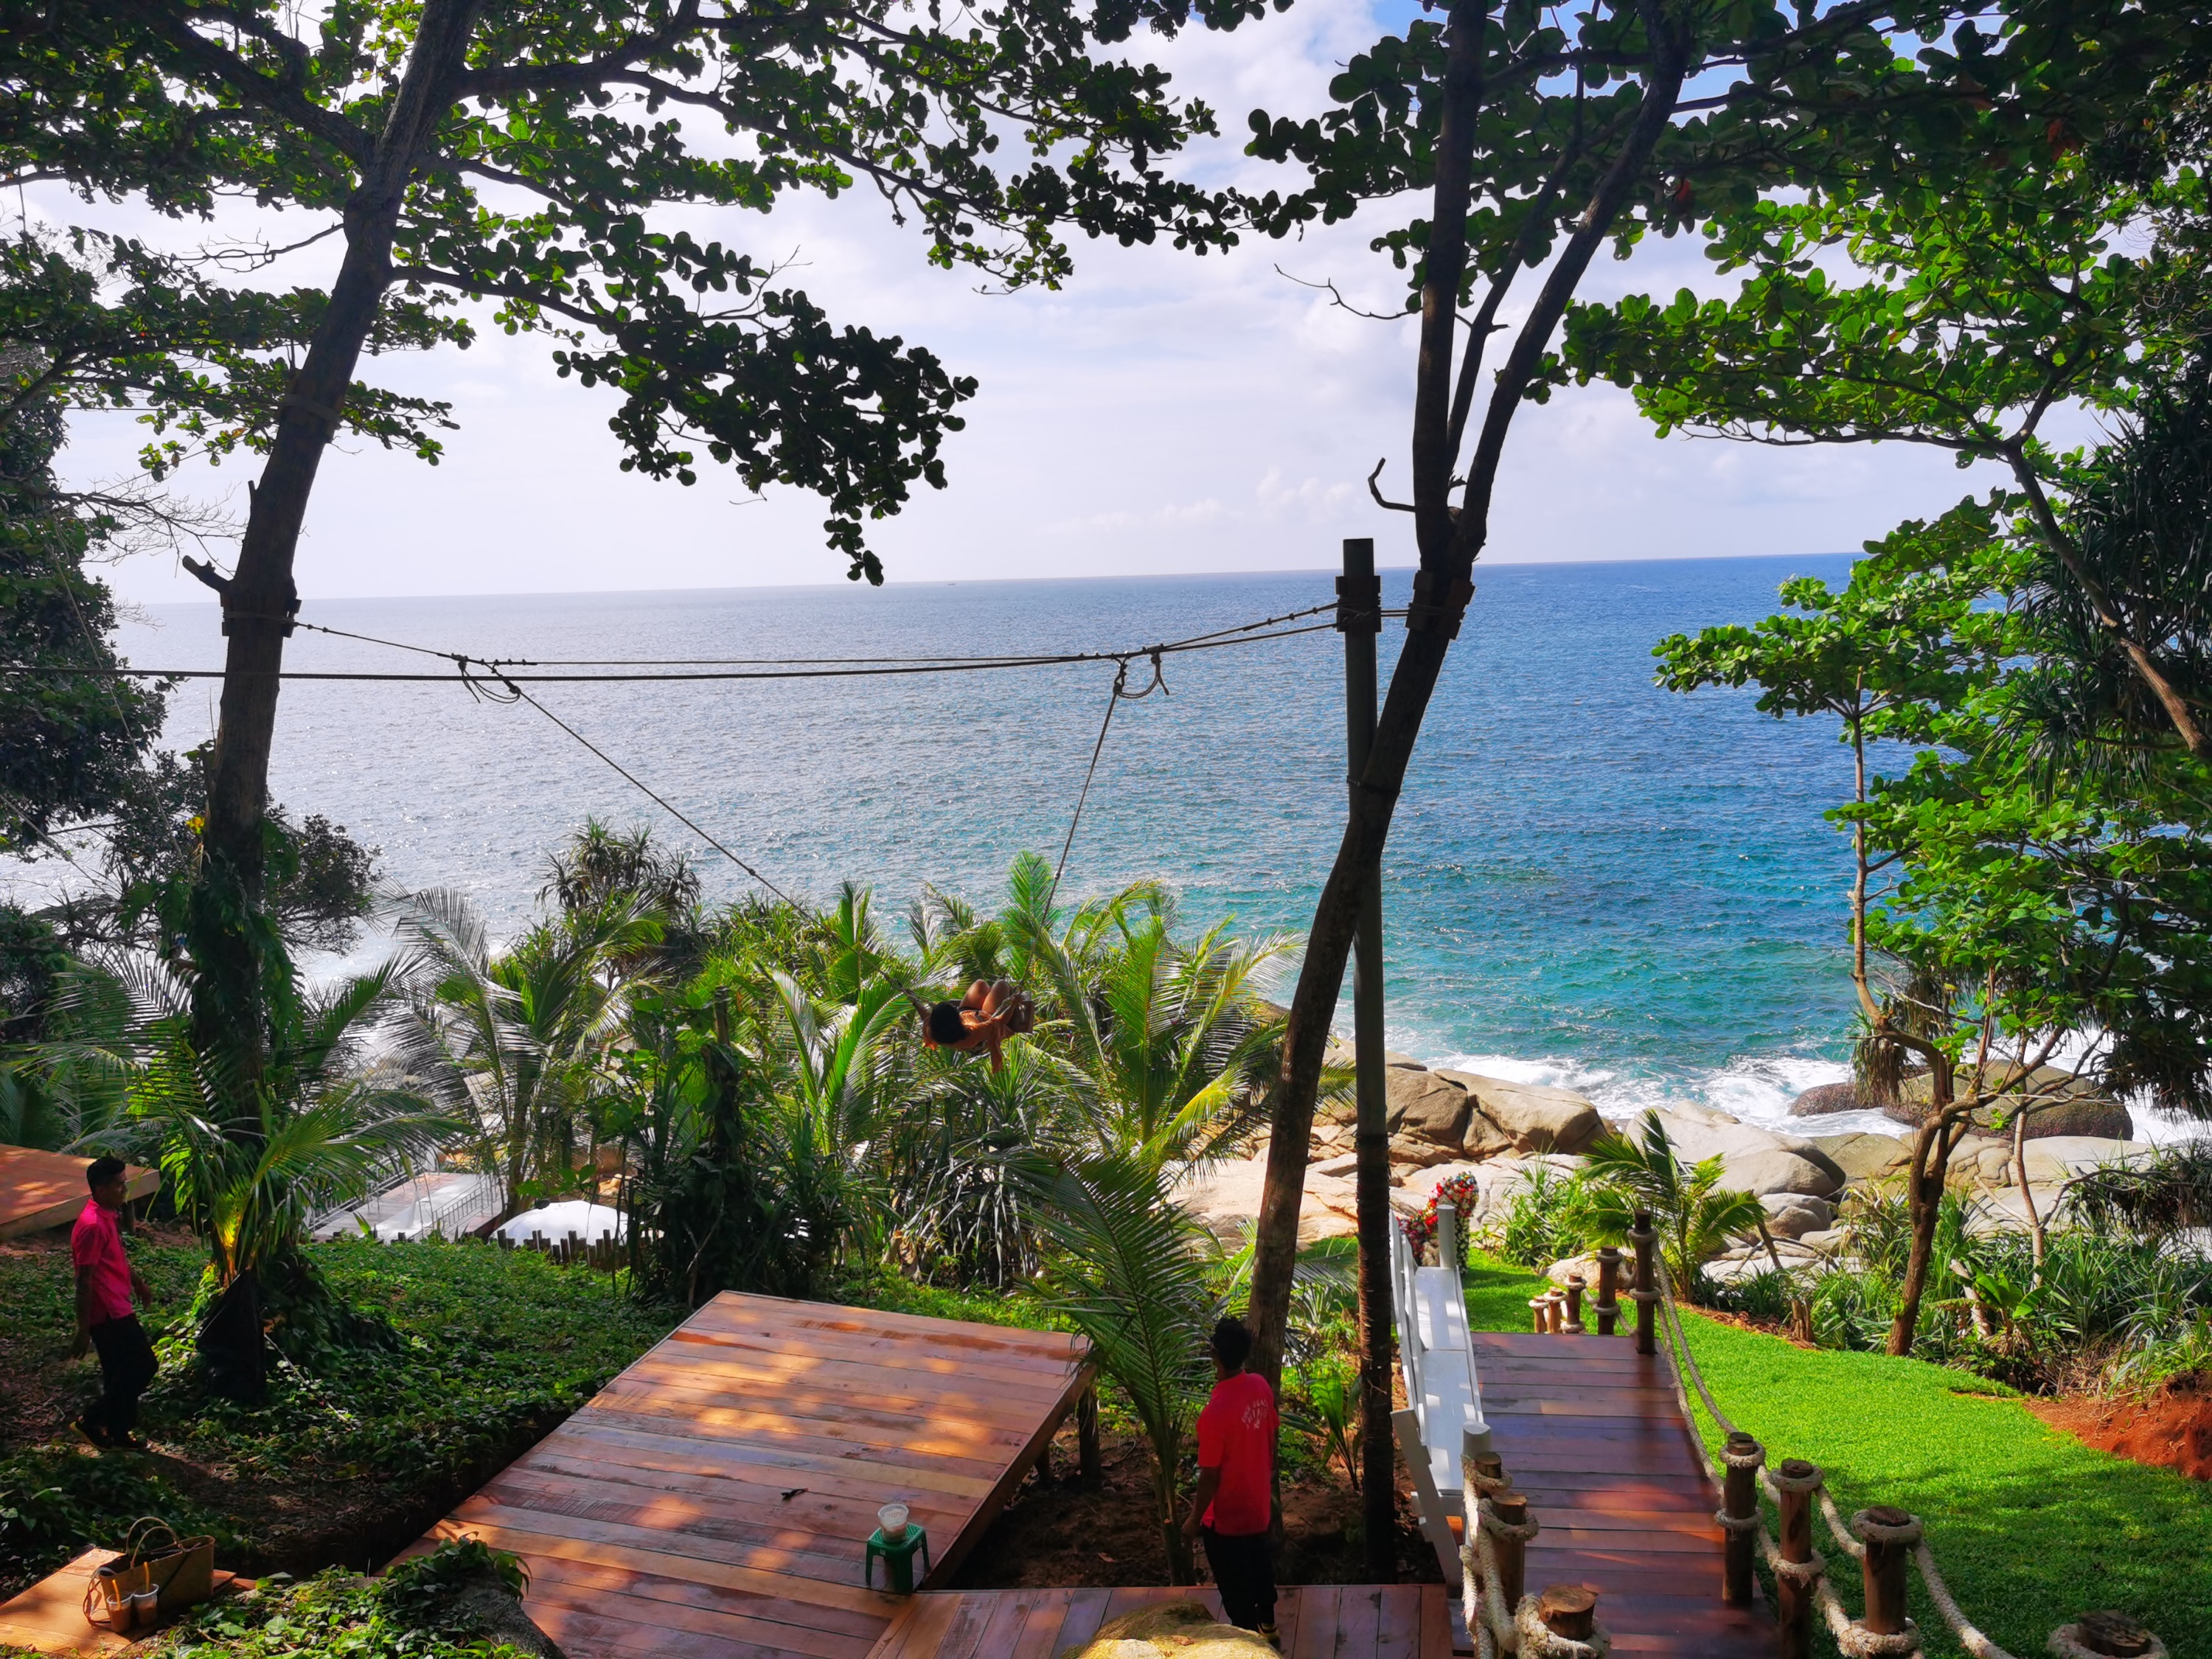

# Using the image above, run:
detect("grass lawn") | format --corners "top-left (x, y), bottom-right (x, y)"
top-left (0, 1232), bottom-right (680, 1600)
top-left (1458, 1250), bottom-right (2209, 1659)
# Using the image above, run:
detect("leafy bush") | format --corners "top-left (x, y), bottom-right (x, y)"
top-left (160, 1543), bottom-right (542, 1659)
top-left (1481, 1161), bottom-right (1585, 1270)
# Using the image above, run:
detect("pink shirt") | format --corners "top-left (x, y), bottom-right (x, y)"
top-left (1195, 1371), bottom-right (1277, 1536)
top-left (71, 1200), bottom-right (135, 1324)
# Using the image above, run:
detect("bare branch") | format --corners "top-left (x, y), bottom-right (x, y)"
top-left (1367, 458), bottom-right (1416, 515)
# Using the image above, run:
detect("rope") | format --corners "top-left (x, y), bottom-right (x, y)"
top-left (1047, 659), bottom-right (1129, 911)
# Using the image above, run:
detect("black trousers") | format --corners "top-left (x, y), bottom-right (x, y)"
top-left (87, 1315), bottom-right (157, 1438)
top-left (1203, 1526), bottom-right (1277, 1632)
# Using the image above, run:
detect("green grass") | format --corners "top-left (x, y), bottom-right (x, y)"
top-left (1673, 1311), bottom-right (2211, 1659)
top-left (1462, 1250), bottom-right (1551, 1332)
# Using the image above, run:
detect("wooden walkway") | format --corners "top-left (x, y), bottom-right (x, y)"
top-left (1471, 1330), bottom-right (1770, 1657)
top-left (0, 1146), bottom-right (158, 1241)
top-left (868, 1585), bottom-right (1454, 1659)
top-left (420, 1293), bottom-right (1095, 1659)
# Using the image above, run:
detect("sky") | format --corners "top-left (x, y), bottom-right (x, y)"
top-left (39, 0), bottom-right (2035, 607)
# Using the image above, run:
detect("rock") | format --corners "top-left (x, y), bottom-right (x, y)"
top-left (1390, 1133), bottom-right (1467, 1171)
top-left (1761, 1193), bottom-right (1834, 1238)
top-left (1631, 1109), bottom-right (1846, 1197)
top-left (1810, 1133), bottom-right (1911, 1183)
top-left (1436, 1071), bottom-right (1604, 1155)
top-left (1545, 1253), bottom-right (1605, 1287)
top-left (1721, 1147), bottom-right (1843, 1199)
top-left (1311, 1152), bottom-right (1361, 1179)
top-left (2022, 1135), bottom-right (2154, 1186)
top-left (1386, 1068), bottom-right (1474, 1152)
top-left (1796, 1228), bottom-right (1848, 1255)
top-left (1068, 1601), bottom-right (1278, 1659)
top-left (1386, 1051), bottom-right (1430, 1071)
top-left (1893, 1064), bottom-right (2133, 1141)
top-left (1790, 1081), bottom-right (1874, 1117)
top-left (1947, 1136), bottom-right (2019, 1189)
top-left (1176, 1156), bottom-right (1356, 1245)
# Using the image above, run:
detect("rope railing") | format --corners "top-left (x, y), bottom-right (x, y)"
top-left (1638, 1239), bottom-right (2166, 1659)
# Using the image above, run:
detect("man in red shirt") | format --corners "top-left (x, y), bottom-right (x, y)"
top-left (69, 1157), bottom-right (156, 1450)
top-left (1183, 1316), bottom-right (1278, 1642)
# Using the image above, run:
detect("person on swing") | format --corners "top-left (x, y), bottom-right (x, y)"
top-left (917, 979), bottom-right (1035, 1070)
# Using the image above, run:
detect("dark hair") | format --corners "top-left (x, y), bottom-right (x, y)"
top-left (1211, 1316), bottom-right (1253, 1371)
top-left (86, 1155), bottom-right (127, 1192)
top-left (927, 1001), bottom-right (967, 1045)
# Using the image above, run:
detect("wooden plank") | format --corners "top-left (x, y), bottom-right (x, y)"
top-left (1329, 1585), bottom-right (1382, 1658)
top-left (558, 1416), bottom-right (999, 1500)
top-left (519, 1553), bottom-right (889, 1641)
top-left (618, 1349), bottom-right (1075, 1418)
top-left (1050, 1587), bottom-right (1117, 1655)
top-left (920, 1359), bottom-right (1096, 1589)
top-left (1289, 1584), bottom-right (1340, 1659)
top-left (0, 1146), bottom-right (159, 1241)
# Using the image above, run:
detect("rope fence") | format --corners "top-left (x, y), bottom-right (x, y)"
top-left (1448, 1207), bottom-right (2163, 1659)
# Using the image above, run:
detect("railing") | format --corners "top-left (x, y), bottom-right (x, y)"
top-left (496, 1226), bottom-right (624, 1271)
top-left (1389, 1205), bottom-right (1491, 1584)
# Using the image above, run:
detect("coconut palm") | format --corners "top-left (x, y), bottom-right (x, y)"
top-left (1020, 1149), bottom-right (1220, 1585)
top-left (387, 888), bottom-right (659, 1220)
top-left (1574, 1111), bottom-right (1767, 1295)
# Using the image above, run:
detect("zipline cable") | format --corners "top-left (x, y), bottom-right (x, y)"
top-left (1046, 644), bottom-right (1174, 912)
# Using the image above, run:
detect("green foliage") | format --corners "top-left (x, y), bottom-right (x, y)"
top-left (159, 1560), bottom-right (540, 1659)
top-left (1284, 1352), bottom-right (1360, 1492)
top-left (1481, 1160), bottom-right (1587, 1272)
top-left (1576, 1113), bottom-right (1766, 1297)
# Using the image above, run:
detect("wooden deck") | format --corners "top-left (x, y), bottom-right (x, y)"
top-left (0, 1549), bottom-right (248, 1654)
top-left (866, 1585), bottom-right (1455, 1659)
top-left (1471, 1330), bottom-right (1770, 1657)
top-left (419, 1292), bottom-right (1096, 1659)
top-left (0, 1146), bottom-right (158, 1241)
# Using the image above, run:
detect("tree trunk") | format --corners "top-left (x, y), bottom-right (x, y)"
top-left (195, 0), bottom-right (485, 1059)
top-left (1888, 1073), bottom-right (1964, 1356)
top-left (1245, 0), bottom-right (1691, 1389)
top-left (2012, 1104), bottom-right (2048, 1272)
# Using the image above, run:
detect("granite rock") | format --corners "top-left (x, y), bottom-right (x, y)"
top-left (1386, 1068), bottom-right (1472, 1150)
top-left (1436, 1071), bottom-right (1604, 1155)
top-left (1790, 1081), bottom-right (1874, 1117)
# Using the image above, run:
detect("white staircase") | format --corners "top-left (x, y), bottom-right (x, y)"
top-left (1389, 1206), bottom-right (1491, 1585)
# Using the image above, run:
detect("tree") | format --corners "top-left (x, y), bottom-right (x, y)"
top-left (3, 0), bottom-right (1257, 1093)
top-left (1575, 1112), bottom-right (1765, 1294)
top-left (1231, 0), bottom-right (2207, 1401)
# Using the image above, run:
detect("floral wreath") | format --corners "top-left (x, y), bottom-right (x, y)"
top-left (1400, 1170), bottom-right (1482, 1256)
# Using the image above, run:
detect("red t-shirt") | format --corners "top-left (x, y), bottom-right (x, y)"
top-left (1195, 1371), bottom-right (1276, 1536)
top-left (72, 1200), bottom-right (135, 1324)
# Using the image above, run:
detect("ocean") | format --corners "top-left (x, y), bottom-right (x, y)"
top-left (91, 555), bottom-right (1886, 1136)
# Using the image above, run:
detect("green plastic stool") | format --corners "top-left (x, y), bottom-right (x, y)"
top-left (864, 1504), bottom-right (931, 1595)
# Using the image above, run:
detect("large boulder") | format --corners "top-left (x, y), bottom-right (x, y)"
top-left (1067, 1601), bottom-right (1277, 1659)
top-left (1761, 1192), bottom-right (1835, 1238)
top-left (1790, 1081), bottom-right (1874, 1117)
top-left (1176, 1156), bottom-right (1356, 1244)
top-left (1386, 1068), bottom-right (1475, 1152)
top-left (1390, 1133), bottom-right (1468, 1172)
top-left (1810, 1133), bottom-right (1911, 1183)
top-left (2022, 1136), bottom-right (2154, 1185)
top-left (1893, 1064), bottom-right (2132, 1141)
top-left (1628, 1109), bottom-right (1846, 1198)
top-left (1436, 1071), bottom-right (1604, 1155)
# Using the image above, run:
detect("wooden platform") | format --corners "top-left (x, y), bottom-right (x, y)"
top-left (867, 1585), bottom-right (1455, 1659)
top-left (1471, 1331), bottom-right (1770, 1657)
top-left (0, 1549), bottom-right (247, 1654)
top-left (0, 1147), bottom-right (158, 1242)
top-left (419, 1292), bottom-right (1096, 1659)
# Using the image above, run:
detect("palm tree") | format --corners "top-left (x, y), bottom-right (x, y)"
top-left (1020, 1150), bottom-right (1220, 1585)
top-left (388, 888), bottom-right (658, 1220)
top-left (33, 948), bottom-right (453, 1395)
top-left (1575, 1112), bottom-right (1767, 1295)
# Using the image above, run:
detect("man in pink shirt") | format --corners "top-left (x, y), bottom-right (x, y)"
top-left (1183, 1316), bottom-right (1279, 1643)
top-left (69, 1156), bottom-right (156, 1450)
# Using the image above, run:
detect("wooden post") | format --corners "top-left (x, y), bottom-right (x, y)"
top-left (1562, 1275), bottom-right (1585, 1335)
top-left (1775, 1460), bottom-right (1818, 1659)
top-left (2073, 1612), bottom-right (2157, 1657)
top-left (1545, 1292), bottom-right (1565, 1335)
top-left (1721, 1432), bottom-right (1760, 1605)
top-left (1490, 1492), bottom-right (1528, 1613)
top-left (1077, 1383), bottom-right (1102, 1486)
top-left (1528, 1296), bottom-right (1551, 1334)
top-left (1594, 1247), bottom-right (1621, 1336)
top-left (1630, 1211), bottom-right (1658, 1356)
top-left (1859, 1506), bottom-right (1917, 1637)
top-left (1537, 1587), bottom-right (1596, 1641)
top-left (1341, 536), bottom-right (1398, 1582)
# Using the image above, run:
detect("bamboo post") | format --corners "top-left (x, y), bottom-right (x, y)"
top-left (1562, 1274), bottom-right (1585, 1335)
top-left (1857, 1506), bottom-right (1919, 1637)
top-left (1077, 1383), bottom-right (1102, 1486)
top-left (1537, 1587), bottom-right (1596, 1642)
top-left (1630, 1211), bottom-right (1658, 1356)
top-left (1490, 1491), bottom-right (1528, 1613)
top-left (1775, 1460), bottom-right (1818, 1659)
top-left (1594, 1246), bottom-right (1621, 1336)
top-left (1721, 1432), bottom-right (1761, 1605)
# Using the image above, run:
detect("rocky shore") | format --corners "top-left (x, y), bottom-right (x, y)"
top-left (1182, 1047), bottom-right (2154, 1278)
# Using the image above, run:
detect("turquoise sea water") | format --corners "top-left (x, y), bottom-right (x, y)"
top-left (90, 555), bottom-right (1869, 1129)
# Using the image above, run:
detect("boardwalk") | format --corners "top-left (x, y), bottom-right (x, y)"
top-left (420, 1293), bottom-right (1095, 1659)
top-left (0, 1146), bottom-right (157, 1241)
top-left (1472, 1329), bottom-right (1770, 1657)
top-left (866, 1585), bottom-right (1455, 1659)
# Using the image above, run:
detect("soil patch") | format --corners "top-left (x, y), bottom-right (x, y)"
top-left (2028, 1374), bottom-right (2212, 1481)
top-left (950, 1420), bottom-right (1443, 1591)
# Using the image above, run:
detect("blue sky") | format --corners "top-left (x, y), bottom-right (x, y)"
top-left (41, 0), bottom-right (2037, 605)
